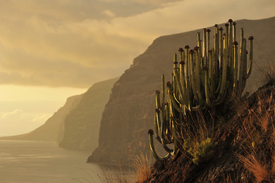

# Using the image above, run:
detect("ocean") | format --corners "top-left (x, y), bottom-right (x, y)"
top-left (0, 140), bottom-right (132, 183)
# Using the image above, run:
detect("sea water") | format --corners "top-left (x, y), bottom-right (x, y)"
top-left (0, 140), bottom-right (131, 183)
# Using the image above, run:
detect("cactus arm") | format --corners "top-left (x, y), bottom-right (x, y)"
top-left (208, 50), bottom-right (214, 97)
top-left (238, 38), bottom-right (246, 97)
top-left (179, 51), bottom-right (187, 105)
top-left (184, 45), bottom-right (191, 110)
top-left (156, 109), bottom-right (164, 142)
top-left (171, 119), bottom-right (178, 156)
top-left (216, 34), bottom-right (228, 101)
top-left (228, 19), bottom-right (233, 48)
top-left (161, 75), bottom-right (166, 127)
top-left (174, 68), bottom-right (185, 105)
top-left (228, 20), bottom-right (233, 77)
top-left (197, 32), bottom-right (203, 69)
top-left (161, 75), bottom-right (165, 106)
top-left (204, 67), bottom-right (211, 107)
top-left (215, 27), bottom-right (223, 94)
top-left (206, 29), bottom-right (211, 59)
top-left (155, 90), bottom-right (161, 109)
top-left (215, 75), bottom-right (222, 94)
top-left (215, 81), bottom-right (230, 105)
top-left (172, 91), bottom-right (183, 105)
top-left (167, 83), bottom-right (183, 113)
top-left (240, 28), bottom-right (244, 55)
top-left (194, 46), bottom-right (205, 107)
top-left (155, 91), bottom-right (170, 144)
top-left (189, 50), bottom-right (197, 100)
top-left (154, 91), bottom-right (161, 139)
top-left (232, 41), bottom-right (238, 95)
top-left (173, 53), bottom-right (178, 69)
top-left (214, 25), bottom-right (219, 82)
top-left (173, 54), bottom-right (178, 95)
top-left (244, 36), bottom-right (254, 79)
top-left (154, 112), bottom-right (159, 138)
top-left (157, 111), bottom-right (170, 145)
top-left (148, 129), bottom-right (171, 161)
top-left (185, 45), bottom-right (190, 87)
top-left (218, 27), bottom-right (223, 70)
top-left (202, 29), bottom-right (206, 58)
top-left (233, 22), bottom-right (236, 42)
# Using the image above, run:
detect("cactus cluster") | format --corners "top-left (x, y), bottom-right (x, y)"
top-left (148, 19), bottom-right (254, 161)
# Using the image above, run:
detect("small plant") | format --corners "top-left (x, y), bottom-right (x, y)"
top-left (237, 153), bottom-right (269, 183)
top-left (186, 138), bottom-right (217, 165)
top-left (132, 153), bottom-right (152, 183)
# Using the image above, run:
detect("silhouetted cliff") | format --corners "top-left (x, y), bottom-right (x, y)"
top-left (59, 77), bottom-right (119, 150)
top-left (0, 95), bottom-right (83, 142)
top-left (88, 16), bottom-right (275, 164)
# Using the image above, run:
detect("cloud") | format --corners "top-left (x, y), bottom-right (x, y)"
top-left (31, 114), bottom-right (52, 122)
top-left (1, 109), bottom-right (51, 122)
top-left (1, 109), bottom-right (24, 120)
top-left (101, 10), bottom-right (116, 18)
top-left (0, 100), bottom-right (76, 136)
top-left (0, 109), bottom-right (52, 136)
top-left (0, 0), bottom-right (274, 88)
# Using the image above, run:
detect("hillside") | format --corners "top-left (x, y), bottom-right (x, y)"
top-left (144, 80), bottom-right (275, 182)
top-left (0, 95), bottom-right (83, 142)
top-left (59, 77), bottom-right (119, 150)
top-left (88, 16), bottom-right (275, 165)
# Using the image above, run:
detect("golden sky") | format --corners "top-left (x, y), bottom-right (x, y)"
top-left (1, 0), bottom-right (275, 136)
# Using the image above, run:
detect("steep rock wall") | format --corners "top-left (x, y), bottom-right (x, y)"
top-left (59, 77), bottom-right (119, 150)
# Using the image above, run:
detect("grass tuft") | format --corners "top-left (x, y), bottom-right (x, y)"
top-left (237, 153), bottom-right (269, 183)
top-left (132, 153), bottom-right (152, 183)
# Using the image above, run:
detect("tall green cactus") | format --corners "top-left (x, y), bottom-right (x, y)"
top-left (148, 19), bottom-right (254, 161)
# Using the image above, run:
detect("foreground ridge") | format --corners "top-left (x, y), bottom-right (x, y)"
top-left (145, 80), bottom-right (275, 182)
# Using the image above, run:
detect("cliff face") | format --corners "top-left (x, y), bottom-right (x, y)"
top-left (88, 17), bottom-right (275, 164)
top-left (0, 95), bottom-right (83, 142)
top-left (59, 77), bottom-right (119, 151)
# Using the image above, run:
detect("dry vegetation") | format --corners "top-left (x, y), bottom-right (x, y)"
top-left (98, 153), bottom-right (152, 183)
top-left (132, 154), bottom-right (152, 183)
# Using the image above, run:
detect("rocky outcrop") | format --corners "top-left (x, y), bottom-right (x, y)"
top-left (59, 77), bottom-right (119, 151)
top-left (88, 16), bottom-right (275, 165)
top-left (0, 95), bottom-right (83, 142)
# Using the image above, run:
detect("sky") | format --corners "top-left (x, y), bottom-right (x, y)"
top-left (0, 0), bottom-right (275, 136)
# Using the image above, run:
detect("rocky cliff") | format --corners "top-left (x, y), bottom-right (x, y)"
top-left (59, 77), bottom-right (119, 151)
top-left (88, 16), bottom-right (275, 165)
top-left (0, 95), bottom-right (83, 142)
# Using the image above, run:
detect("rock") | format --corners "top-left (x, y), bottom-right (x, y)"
top-left (59, 77), bottom-right (119, 150)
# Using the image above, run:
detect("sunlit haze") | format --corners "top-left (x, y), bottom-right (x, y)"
top-left (0, 85), bottom-right (85, 136)
top-left (1, 0), bottom-right (275, 136)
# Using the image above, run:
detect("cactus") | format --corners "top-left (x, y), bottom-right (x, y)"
top-left (148, 19), bottom-right (254, 161)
